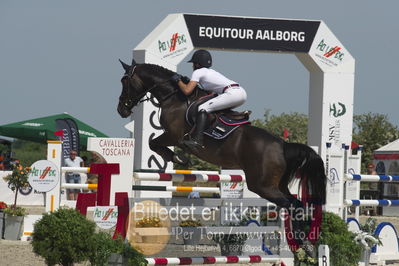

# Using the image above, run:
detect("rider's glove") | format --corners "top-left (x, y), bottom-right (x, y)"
top-left (171, 74), bottom-right (182, 83)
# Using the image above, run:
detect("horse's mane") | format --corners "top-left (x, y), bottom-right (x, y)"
top-left (141, 63), bottom-right (175, 78)
top-left (139, 63), bottom-right (207, 101)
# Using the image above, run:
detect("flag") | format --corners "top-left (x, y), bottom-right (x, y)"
top-left (283, 128), bottom-right (290, 140)
top-left (54, 130), bottom-right (64, 138)
top-left (351, 141), bottom-right (359, 150)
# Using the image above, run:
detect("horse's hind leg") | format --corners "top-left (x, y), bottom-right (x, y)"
top-left (244, 161), bottom-right (306, 244)
top-left (244, 165), bottom-right (292, 210)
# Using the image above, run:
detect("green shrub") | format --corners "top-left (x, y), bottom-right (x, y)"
top-left (87, 232), bottom-right (146, 266)
top-left (87, 231), bottom-right (119, 266)
top-left (119, 240), bottom-right (147, 266)
top-left (317, 212), bottom-right (362, 266)
top-left (31, 208), bottom-right (96, 266)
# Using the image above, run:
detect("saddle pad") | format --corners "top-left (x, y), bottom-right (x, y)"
top-left (203, 115), bottom-right (250, 140)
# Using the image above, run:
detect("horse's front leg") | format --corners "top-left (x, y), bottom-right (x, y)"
top-left (149, 133), bottom-right (189, 165)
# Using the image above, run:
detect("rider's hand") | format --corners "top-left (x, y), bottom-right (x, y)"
top-left (171, 74), bottom-right (182, 83)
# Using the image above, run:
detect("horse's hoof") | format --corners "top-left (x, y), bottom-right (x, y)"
top-left (181, 139), bottom-right (204, 150)
top-left (172, 154), bottom-right (189, 166)
top-left (301, 239), bottom-right (316, 258)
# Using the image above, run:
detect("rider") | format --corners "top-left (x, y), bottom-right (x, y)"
top-left (172, 49), bottom-right (247, 149)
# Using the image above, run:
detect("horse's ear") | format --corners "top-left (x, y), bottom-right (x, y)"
top-left (131, 58), bottom-right (137, 66)
top-left (119, 59), bottom-right (130, 71)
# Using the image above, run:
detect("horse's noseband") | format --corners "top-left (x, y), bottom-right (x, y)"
top-left (120, 65), bottom-right (179, 110)
top-left (120, 66), bottom-right (141, 109)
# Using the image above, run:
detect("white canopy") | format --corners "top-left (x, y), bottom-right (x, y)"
top-left (375, 139), bottom-right (399, 153)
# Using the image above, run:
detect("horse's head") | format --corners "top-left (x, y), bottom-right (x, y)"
top-left (117, 59), bottom-right (146, 118)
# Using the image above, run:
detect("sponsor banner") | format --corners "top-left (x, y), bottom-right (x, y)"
top-left (324, 74), bottom-right (354, 150)
top-left (28, 160), bottom-right (59, 192)
top-left (308, 22), bottom-right (355, 72)
top-left (87, 138), bottom-right (134, 203)
top-left (326, 152), bottom-right (344, 213)
top-left (93, 206), bottom-right (118, 229)
top-left (184, 14), bottom-right (320, 52)
top-left (137, 14), bottom-right (194, 66)
top-left (64, 118), bottom-right (80, 154)
top-left (56, 119), bottom-right (73, 161)
top-left (220, 181), bottom-right (244, 199)
top-left (56, 118), bottom-right (81, 160)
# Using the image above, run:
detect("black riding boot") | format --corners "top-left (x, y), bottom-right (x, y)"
top-left (183, 110), bottom-right (208, 149)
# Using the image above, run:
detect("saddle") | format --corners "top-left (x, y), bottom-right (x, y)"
top-left (185, 94), bottom-right (251, 140)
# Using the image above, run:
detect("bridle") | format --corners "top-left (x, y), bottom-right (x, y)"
top-left (121, 65), bottom-right (178, 110)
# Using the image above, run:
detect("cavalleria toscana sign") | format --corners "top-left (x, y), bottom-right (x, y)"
top-left (28, 160), bottom-right (59, 192)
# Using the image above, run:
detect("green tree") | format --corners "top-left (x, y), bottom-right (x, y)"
top-left (252, 109), bottom-right (308, 143)
top-left (11, 140), bottom-right (47, 166)
top-left (352, 113), bottom-right (399, 172)
top-left (317, 212), bottom-right (362, 266)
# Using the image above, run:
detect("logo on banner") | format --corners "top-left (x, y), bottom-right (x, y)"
top-left (28, 160), bottom-right (59, 192)
top-left (220, 182), bottom-right (244, 198)
top-left (329, 102), bottom-right (346, 117)
top-left (314, 39), bottom-right (345, 67)
top-left (158, 32), bottom-right (188, 57)
top-left (93, 206), bottom-right (118, 229)
top-left (328, 120), bottom-right (341, 145)
top-left (328, 168), bottom-right (339, 186)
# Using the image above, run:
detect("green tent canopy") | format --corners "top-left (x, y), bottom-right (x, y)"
top-left (0, 113), bottom-right (108, 148)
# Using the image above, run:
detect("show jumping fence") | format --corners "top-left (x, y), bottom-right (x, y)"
top-left (326, 143), bottom-right (399, 264)
top-left (145, 255), bottom-right (280, 265)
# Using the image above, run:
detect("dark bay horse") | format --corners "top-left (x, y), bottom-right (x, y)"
top-left (117, 59), bottom-right (326, 243)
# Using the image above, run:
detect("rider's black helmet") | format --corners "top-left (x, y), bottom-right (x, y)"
top-left (188, 49), bottom-right (212, 68)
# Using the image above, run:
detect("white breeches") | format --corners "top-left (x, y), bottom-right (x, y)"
top-left (198, 86), bottom-right (247, 113)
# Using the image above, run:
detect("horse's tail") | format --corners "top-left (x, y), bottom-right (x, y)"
top-left (282, 142), bottom-right (326, 205)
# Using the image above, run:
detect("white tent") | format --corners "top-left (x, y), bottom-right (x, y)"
top-left (373, 139), bottom-right (399, 216)
top-left (374, 139), bottom-right (399, 174)
top-left (375, 139), bottom-right (399, 154)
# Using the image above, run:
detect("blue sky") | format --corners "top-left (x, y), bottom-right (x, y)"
top-left (1, 1), bottom-right (398, 138)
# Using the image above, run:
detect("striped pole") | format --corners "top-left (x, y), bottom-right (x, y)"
top-left (132, 185), bottom-right (220, 193)
top-left (134, 172), bottom-right (245, 182)
top-left (145, 256), bottom-right (280, 265)
top-left (61, 183), bottom-right (98, 190)
top-left (344, 199), bottom-right (399, 206)
top-left (345, 174), bottom-right (399, 182)
top-left (61, 167), bottom-right (90, 173)
top-left (136, 169), bottom-right (219, 175)
top-left (61, 184), bottom-right (219, 193)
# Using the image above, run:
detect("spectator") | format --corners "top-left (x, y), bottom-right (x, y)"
top-left (188, 191), bottom-right (200, 199)
top-left (86, 152), bottom-right (106, 190)
top-left (0, 152), bottom-right (4, 170)
top-left (64, 150), bottom-right (83, 200)
top-left (367, 163), bottom-right (377, 175)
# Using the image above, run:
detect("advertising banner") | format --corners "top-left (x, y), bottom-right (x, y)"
top-left (28, 160), bottom-right (60, 192)
top-left (93, 206), bottom-right (118, 229)
top-left (65, 118), bottom-right (80, 154)
top-left (184, 14), bottom-right (320, 52)
top-left (56, 118), bottom-right (81, 160)
top-left (87, 138), bottom-right (134, 204)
